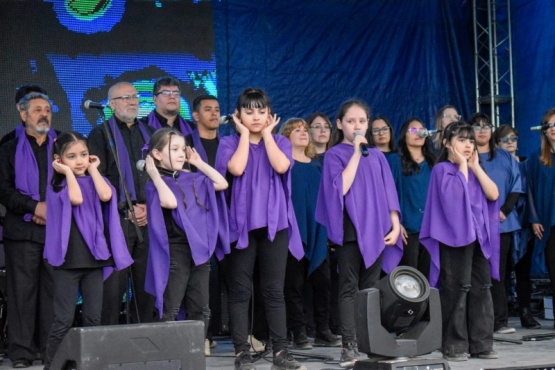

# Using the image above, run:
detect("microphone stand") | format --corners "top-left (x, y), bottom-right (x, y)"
top-left (98, 110), bottom-right (142, 325)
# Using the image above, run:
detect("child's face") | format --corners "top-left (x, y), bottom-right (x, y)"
top-left (154, 135), bottom-right (187, 171)
top-left (447, 134), bottom-right (475, 160)
top-left (239, 106), bottom-right (269, 134)
top-left (337, 105), bottom-right (368, 143)
top-left (497, 132), bottom-right (518, 154)
top-left (60, 141), bottom-right (89, 176)
top-left (288, 124), bottom-right (310, 149)
top-left (370, 119), bottom-right (391, 146)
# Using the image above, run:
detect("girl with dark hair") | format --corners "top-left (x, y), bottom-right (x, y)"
top-left (143, 128), bottom-right (228, 332)
top-left (387, 118), bottom-right (435, 277)
top-left (420, 122), bottom-right (499, 362)
top-left (469, 113), bottom-right (522, 335)
top-left (432, 105), bottom-right (461, 152)
top-left (43, 131), bottom-right (133, 369)
top-left (316, 99), bottom-right (402, 368)
top-left (369, 115), bottom-right (396, 155)
top-left (215, 88), bottom-right (305, 370)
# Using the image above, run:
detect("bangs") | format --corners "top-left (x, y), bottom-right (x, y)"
top-left (444, 122), bottom-right (475, 141)
top-left (237, 88), bottom-right (271, 110)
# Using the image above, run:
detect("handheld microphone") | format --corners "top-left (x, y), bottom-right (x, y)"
top-left (354, 130), bottom-right (369, 157)
top-left (218, 114), bottom-right (234, 125)
top-left (530, 123), bottom-right (555, 131)
top-left (83, 100), bottom-right (106, 109)
top-left (136, 160), bottom-right (180, 179)
top-left (416, 128), bottom-right (440, 138)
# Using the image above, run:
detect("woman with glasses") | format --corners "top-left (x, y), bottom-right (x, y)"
top-left (493, 125), bottom-right (542, 329)
top-left (387, 118), bottom-right (435, 278)
top-left (527, 107), bottom-right (555, 330)
top-left (470, 113), bottom-right (522, 335)
top-left (432, 105), bottom-right (461, 153)
top-left (307, 112), bottom-right (333, 160)
top-left (369, 115), bottom-right (396, 156)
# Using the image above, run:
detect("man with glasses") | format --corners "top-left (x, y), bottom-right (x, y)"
top-left (142, 76), bottom-right (193, 136)
top-left (88, 82), bottom-right (155, 325)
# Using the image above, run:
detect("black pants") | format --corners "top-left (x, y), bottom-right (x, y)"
top-left (101, 215), bottom-right (154, 325)
top-left (491, 232), bottom-right (513, 329)
top-left (336, 241), bottom-right (383, 344)
top-left (399, 233), bottom-right (431, 279)
top-left (4, 238), bottom-right (54, 361)
top-left (515, 236), bottom-right (534, 309)
top-left (227, 228), bottom-right (289, 354)
top-left (284, 254), bottom-right (332, 335)
top-left (544, 226), bottom-right (555, 300)
top-left (43, 268), bottom-right (103, 368)
top-left (160, 243), bottom-right (210, 336)
top-left (439, 242), bottom-right (493, 356)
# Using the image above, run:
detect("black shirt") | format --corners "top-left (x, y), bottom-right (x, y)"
top-left (138, 110), bottom-right (196, 134)
top-left (200, 137), bottom-right (219, 168)
top-left (88, 117), bottom-right (154, 205)
top-left (60, 217), bottom-right (113, 269)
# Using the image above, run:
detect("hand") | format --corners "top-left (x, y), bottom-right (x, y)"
top-left (448, 145), bottom-right (466, 165)
top-left (232, 111), bottom-right (250, 136)
top-left (88, 155), bottom-right (101, 170)
top-left (532, 223), bottom-right (544, 239)
top-left (129, 203), bottom-right (148, 227)
top-left (499, 211), bottom-right (506, 222)
top-left (35, 201), bottom-right (47, 220)
top-left (468, 148), bottom-right (480, 170)
top-left (384, 226), bottom-right (400, 246)
top-left (144, 155), bottom-right (160, 180)
top-left (353, 133), bottom-right (368, 155)
top-left (400, 225), bottom-right (408, 245)
top-left (262, 114), bottom-right (281, 137)
top-left (185, 146), bottom-right (203, 167)
top-left (52, 158), bottom-right (71, 175)
top-left (32, 215), bottom-right (46, 225)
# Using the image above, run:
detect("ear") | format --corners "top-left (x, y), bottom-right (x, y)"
top-left (336, 118), bottom-right (342, 130)
top-left (109, 99), bottom-right (116, 110)
top-left (443, 138), bottom-right (449, 147)
top-left (192, 111), bottom-right (200, 123)
top-left (19, 109), bottom-right (27, 122)
top-left (53, 154), bottom-right (60, 161)
top-left (151, 149), bottom-right (163, 161)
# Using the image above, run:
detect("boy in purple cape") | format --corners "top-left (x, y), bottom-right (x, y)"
top-left (43, 132), bottom-right (133, 369)
top-left (419, 121), bottom-right (500, 362)
top-left (315, 99), bottom-right (402, 369)
top-left (215, 88), bottom-right (305, 370)
top-left (143, 128), bottom-right (229, 332)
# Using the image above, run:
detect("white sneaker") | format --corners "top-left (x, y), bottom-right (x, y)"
top-left (494, 326), bottom-right (516, 334)
top-left (248, 335), bottom-right (266, 352)
top-left (205, 338), bottom-right (211, 356)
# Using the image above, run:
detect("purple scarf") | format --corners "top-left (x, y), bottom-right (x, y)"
top-left (44, 176), bottom-right (133, 276)
top-left (107, 117), bottom-right (151, 202)
top-left (146, 111), bottom-right (193, 136)
top-left (14, 125), bottom-right (57, 221)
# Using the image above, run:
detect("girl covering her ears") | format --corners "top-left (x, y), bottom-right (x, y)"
top-left (215, 88), bottom-right (305, 370)
top-left (419, 121), bottom-right (499, 362)
top-left (143, 128), bottom-right (229, 334)
top-left (315, 99), bottom-right (402, 369)
top-left (43, 131), bottom-right (133, 369)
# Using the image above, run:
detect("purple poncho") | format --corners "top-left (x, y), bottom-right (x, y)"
top-left (419, 161), bottom-right (500, 286)
top-left (145, 172), bottom-right (230, 316)
top-left (44, 176), bottom-right (133, 275)
top-left (215, 134), bottom-right (304, 260)
top-left (315, 144), bottom-right (403, 272)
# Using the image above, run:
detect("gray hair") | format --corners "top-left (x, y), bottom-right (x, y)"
top-left (18, 92), bottom-right (51, 112)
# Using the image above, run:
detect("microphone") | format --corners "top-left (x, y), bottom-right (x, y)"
top-left (83, 100), bottom-right (106, 109)
top-left (417, 128), bottom-right (440, 138)
top-left (218, 114), bottom-right (234, 125)
top-left (354, 130), bottom-right (369, 157)
top-left (530, 123), bottom-right (555, 131)
top-left (136, 160), bottom-right (180, 179)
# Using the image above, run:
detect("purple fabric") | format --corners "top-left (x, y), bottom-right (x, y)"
top-left (14, 125), bottom-right (57, 221)
top-left (419, 162), bottom-right (500, 286)
top-left (144, 172), bottom-right (230, 316)
top-left (215, 134), bottom-right (303, 260)
top-left (315, 144), bottom-right (403, 272)
top-left (146, 111), bottom-right (193, 136)
top-left (107, 117), bottom-right (151, 202)
top-left (44, 176), bottom-right (133, 276)
top-left (190, 128), bottom-right (208, 164)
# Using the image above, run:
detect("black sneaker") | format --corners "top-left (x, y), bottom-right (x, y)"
top-left (271, 349), bottom-right (307, 370)
top-left (314, 330), bottom-right (341, 347)
top-left (293, 331), bottom-right (312, 350)
top-left (339, 342), bottom-right (359, 368)
top-left (235, 351), bottom-right (256, 370)
top-left (470, 350), bottom-right (498, 359)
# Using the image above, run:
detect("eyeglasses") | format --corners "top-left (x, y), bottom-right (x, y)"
top-left (498, 136), bottom-right (518, 143)
top-left (443, 114), bottom-right (462, 121)
top-left (111, 94), bottom-right (140, 102)
top-left (472, 125), bottom-right (493, 131)
top-left (371, 127), bottom-right (390, 135)
top-left (155, 90), bottom-right (181, 97)
top-left (309, 124), bottom-right (331, 131)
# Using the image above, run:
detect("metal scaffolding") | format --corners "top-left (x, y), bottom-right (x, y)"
top-left (473, 0), bottom-right (515, 127)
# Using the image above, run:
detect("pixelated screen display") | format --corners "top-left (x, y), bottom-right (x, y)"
top-left (0, 0), bottom-right (216, 138)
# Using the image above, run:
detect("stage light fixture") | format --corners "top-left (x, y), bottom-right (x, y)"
top-left (354, 266), bottom-right (449, 370)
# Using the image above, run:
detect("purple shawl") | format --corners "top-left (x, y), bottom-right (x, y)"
top-left (145, 172), bottom-right (230, 316)
top-left (419, 162), bottom-right (500, 286)
top-left (315, 144), bottom-right (403, 272)
top-left (215, 134), bottom-right (304, 260)
top-left (146, 111), bottom-right (193, 136)
top-left (107, 116), bottom-right (151, 202)
top-left (14, 125), bottom-right (57, 221)
top-left (44, 176), bottom-right (133, 276)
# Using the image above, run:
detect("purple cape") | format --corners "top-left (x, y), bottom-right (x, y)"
top-left (145, 172), bottom-right (230, 317)
top-left (419, 162), bottom-right (500, 286)
top-left (15, 125), bottom-right (57, 221)
top-left (215, 134), bottom-right (303, 260)
top-left (315, 144), bottom-right (403, 272)
top-left (44, 176), bottom-right (133, 276)
top-left (146, 110), bottom-right (193, 136)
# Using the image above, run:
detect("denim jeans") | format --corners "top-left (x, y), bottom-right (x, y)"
top-left (439, 241), bottom-right (494, 355)
top-left (491, 232), bottom-right (513, 329)
top-left (399, 233), bottom-right (431, 280)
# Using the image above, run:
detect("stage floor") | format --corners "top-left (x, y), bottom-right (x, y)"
top-left (2, 316), bottom-right (555, 370)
